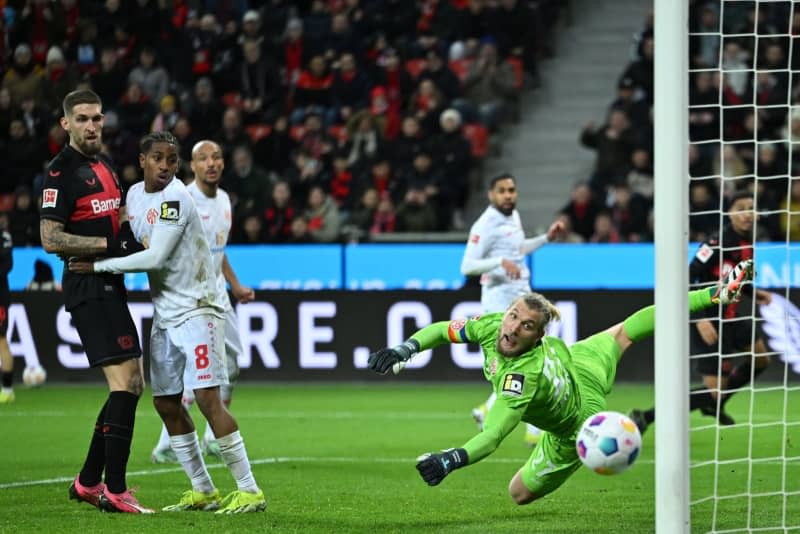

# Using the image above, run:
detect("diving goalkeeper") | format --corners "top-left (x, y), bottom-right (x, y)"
top-left (367, 259), bottom-right (754, 503)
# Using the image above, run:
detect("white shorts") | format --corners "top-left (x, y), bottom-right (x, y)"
top-left (150, 314), bottom-right (228, 397)
top-left (223, 307), bottom-right (243, 383)
top-left (481, 282), bottom-right (530, 313)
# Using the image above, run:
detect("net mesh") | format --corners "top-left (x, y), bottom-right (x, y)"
top-left (687, 1), bottom-right (800, 531)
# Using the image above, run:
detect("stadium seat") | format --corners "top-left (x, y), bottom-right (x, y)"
top-left (245, 123), bottom-right (273, 143)
top-left (404, 58), bottom-right (428, 79)
top-left (462, 123), bottom-right (489, 159)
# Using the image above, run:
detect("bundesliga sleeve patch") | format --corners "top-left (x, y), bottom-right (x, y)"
top-left (447, 318), bottom-right (469, 343)
top-left (42, 188), bottom-right (58, 208)
top-left (160, 201), bottom-right (180, 222)
top-left (695, 243), bottom-right (714, 264)
top-left (501, 373), bottom-right (525, 396)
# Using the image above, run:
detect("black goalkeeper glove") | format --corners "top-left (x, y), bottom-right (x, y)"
top-left (107, 222), bottom-right (145, 257)
top-left (415, 448), bottom-right (468, 486)
top-left (367, 339), bottom-right (420, 374)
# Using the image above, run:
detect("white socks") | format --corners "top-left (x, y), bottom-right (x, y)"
top-left (217, 430), bottom-right (259, 493)
top-left (155, 424), bottom-right (172, 452)
top-left (170, 431), bottom-right (215, 493)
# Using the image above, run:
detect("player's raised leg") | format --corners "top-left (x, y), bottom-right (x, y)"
top-left (0, 334), bottom-right (13, 404)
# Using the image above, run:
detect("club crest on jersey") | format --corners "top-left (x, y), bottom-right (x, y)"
top-left (501, 373), bottom-right (525, 396)
top-left (42, 188), bottom-right (58, 208)
top-left (146, 208), bottom-right (158, 225)
top-left (160, 201), bottom-right (180, 222)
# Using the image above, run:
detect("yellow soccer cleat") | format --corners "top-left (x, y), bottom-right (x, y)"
top-left (162, 489), bottom-right (221, 512)
top-left (214, 489), bottom-right (266, 514)
top-left (0, 390), bottom-right (15, 404)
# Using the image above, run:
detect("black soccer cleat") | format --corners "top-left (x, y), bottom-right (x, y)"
top-left (628, 409), bottom-right (650, 435)
top-left (700, 405), bottom-right (735, 426)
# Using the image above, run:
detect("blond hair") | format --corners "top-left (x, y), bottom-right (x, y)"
top-left (515, 292), bottom-right (561, 334)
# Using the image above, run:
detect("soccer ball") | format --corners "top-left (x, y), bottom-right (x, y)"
top-left (576, 411), bottom-right (642, 475)
top-left (22, 365), bottom-right (47, 387)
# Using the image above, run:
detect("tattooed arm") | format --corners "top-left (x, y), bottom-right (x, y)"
top-left (40, 219), bottom-right (108, 257)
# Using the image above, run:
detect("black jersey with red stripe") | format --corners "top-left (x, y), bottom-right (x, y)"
top-left (689, 222), bottom-right (753, 319)
top-left (40, 145), bottom-right (127, 309)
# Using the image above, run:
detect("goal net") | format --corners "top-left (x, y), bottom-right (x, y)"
top-left (687, 1), bottom-right (800, 531)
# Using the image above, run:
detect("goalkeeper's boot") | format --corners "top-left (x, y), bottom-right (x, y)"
top-left (699, 405), bottom-right (735, 426)
top-left (215, 489), bottom-right (266, 514)
top-left (471, 403), bottom-right (488, 431)
top-left (712, 259), bottom-right (754, 305)
top-left (151, 446), bottom-right (178, 464)
top-left (203, 439), bottom-right (223, 460)
top-left (0, 389), bottom-right (14, 404)
top-left (628, 409), bottom-right (650, 434)
top-left (68, 475), bottom-right (105, 508)
top-left (162, 489), bottom-right (221, 511)
top-left (99, 488), bottom-right (155, 514)
top-left (523, 424), bottom-right (542, 447)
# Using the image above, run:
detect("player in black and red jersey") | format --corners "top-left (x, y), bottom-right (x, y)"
top-left (39, 89), bottom-right (152, 513)
top-left (631, 191), bottom-right (773, 432)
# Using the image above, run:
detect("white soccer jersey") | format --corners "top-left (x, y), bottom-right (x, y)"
top-left (123, 178), bottom-right (224, 328)
top-left (461, 206), bottom-right (531, 313)
top-left (187, 182), bottom-right (233, 312)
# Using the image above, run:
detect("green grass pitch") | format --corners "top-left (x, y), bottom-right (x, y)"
top-left (1, 383), bottom-right (797, 533)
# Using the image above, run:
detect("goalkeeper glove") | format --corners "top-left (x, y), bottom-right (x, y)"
top-left (107, 222), bottom-right (145, 257)
top-left (415, 448), bottom-right (468, 486)
top-left (367, 339), bottom-right (420, 374)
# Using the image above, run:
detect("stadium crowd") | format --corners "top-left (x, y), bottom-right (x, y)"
top-left (0, 0), bottom-right (566, 246)
top-left (566, 1), bottom-right (797, 244)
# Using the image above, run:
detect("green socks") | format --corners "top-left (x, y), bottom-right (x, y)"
top-left (622, 288), bottom-right (714, 343)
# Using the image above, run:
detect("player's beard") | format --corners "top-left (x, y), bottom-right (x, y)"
top-left (495, 202), bottom-right (515, 216)
top-left (77, 134), bottom-right (102, 156)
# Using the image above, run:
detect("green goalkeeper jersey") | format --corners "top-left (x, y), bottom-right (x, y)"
top-left (410, 313), bottom-right (585, 464)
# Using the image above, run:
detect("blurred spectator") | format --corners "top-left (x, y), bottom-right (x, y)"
top-left (560, 182), bottom-right (601, 241)
top-left (216, 107), bottom-right (252, 162)
top-left (360, 156), bottom-right (398, 202)
top-left (342, 187), bottom-right (380, 241)
top-left (9, 185), bottom-right (40, 246)
top-left (2, 44), bottom-right (45, 107)
top-left (580, 108), bottom-right (636, 195)
top-left (43, 46), bottom-right (80, 113)
top-left (330, 52), bottom-right (372, 126)
top-left (0, 89), bottom-right (13, 137)
top-left (263, 181), bottom-right (297, 243)
top-left (453, 40), bottom-right (517, 132)
top-left (395, 186), bottom-right (438, 232)
top-left (389, 115), bottom-right (428, 174)
top-left (282, 17), bottom-right (308, 87)
top-left (117, 81), bottom-right (156, 138)
top-left (550, 214), bottom-right (585, 243)
top-left (304, 185), bottom-right (341, 243)
top-left (329, 151), bottom-right (358, 213)
top-left (298, 112), bottom-right (336, 160)
top-left (431, 108), bottom-right (471, 228)
top-left (172, 117), bottom-right (198, 172)
top-left (102, 111), bottom-right (139, 170)
top-left (368, 85), bottom-right (401, 140)
top-left (3, 119), bottom-right (44, 194)
top-left (689, 143), bottom-right (713, 179)
top-left (371, 192), bottom-right (397, 235)
top-left (46, 122), bottom-right (68, 159)
top-left (237, 213), bottom-right (267, 243)
top-left (150, 94), bottom-right (180, 132)
top-left (237, 39), bottom-right (282, 124)
top-left (372, 48), bottom-right (414, 121)
top-left (689, 71), bottom-right (720, 142)
top-left (620, 34), bottom-right (653, 104)
top-left (407, 78), bottom-right (446, 135)
top-left (345, 109), bottom-right (385, 171)
top-left (721, 41), bottom-right (750, 100)
top-left (689, 181), bottom-right (720, 243)
top-left (292, 54), bottom-right (333, 124)
top-left (613, 76), bottom-right (650, 134)
top-left (18, 96), bottom-right (51, 139)
top-left (589, 211), bottom-right (621, 243)
top-left (288, 216), bottom-right (313, 243)
top-left (188, 77), bottom-right (224, 140)
top-left (12, 0), bottom-right (61, 64)
top-left (321, 11), bottom-right (359, 59)
top-left (779, 179), bottom-right (800, 241)
top-left (69, 20), bottom-right (100, 75)
top-left (608, 183), bottom-right (649, 242)
top-left (690, 3), bottom-right (720, 68)
top-left (625, 147), bottom-right (654, 201)
top-left (90, 47), bottom-right (129, 107)
top-left (224, 145), bottom-right (273, 217)
top-left (419, 48), bottom-right (461, 101)
top-left (239, 9), bottom-right (264, 50)
top-left (286, 148), bottom-right (330, 208)
top-left (253, 115), bottom-right (296, 176)
top-left (96, 0), bottom-right (128, 43)
top-left (128, 46), bottom-right (170, 104)
top-left (26, 259), bottom-right (59, 291)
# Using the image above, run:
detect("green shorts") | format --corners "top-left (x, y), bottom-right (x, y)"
top-left (520, 332), bottom-right (621, 499)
